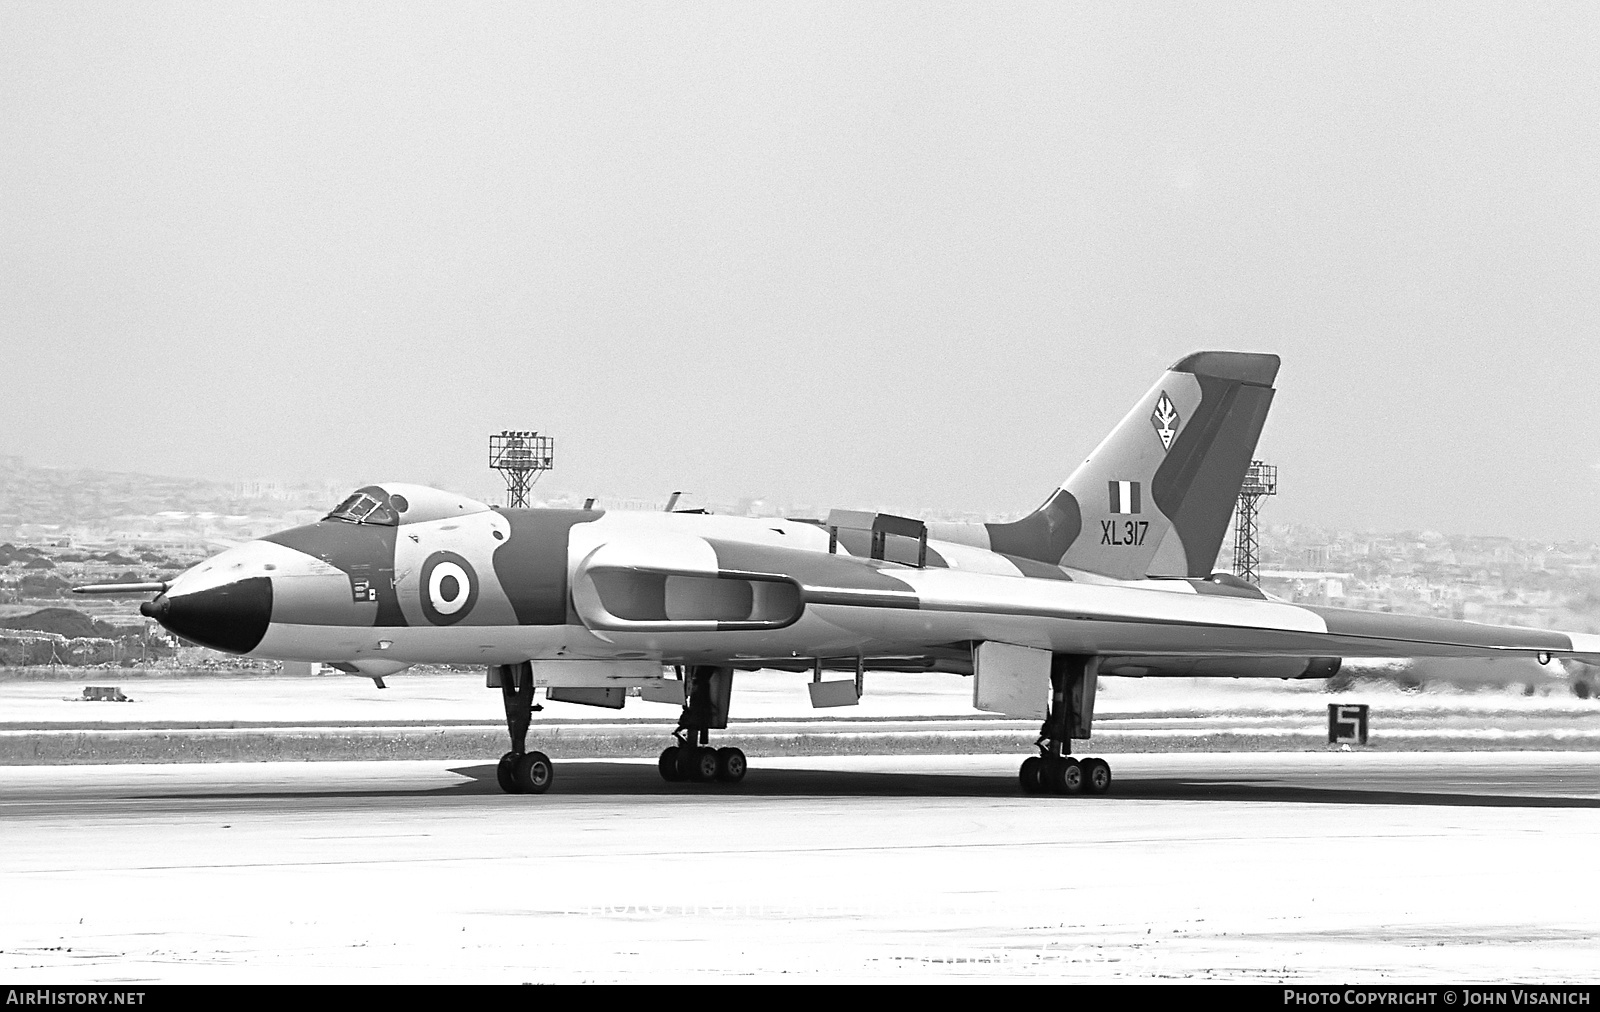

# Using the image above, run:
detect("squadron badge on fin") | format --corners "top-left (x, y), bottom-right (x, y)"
top-left (1150, 391), bottom-right (1180, 450)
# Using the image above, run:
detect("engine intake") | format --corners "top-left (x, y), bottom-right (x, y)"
top-left (576, 566), bottom-right (804, 633)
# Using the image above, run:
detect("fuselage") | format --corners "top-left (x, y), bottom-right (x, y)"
top-left (141, 482), bottom-right (1282, 670)
top-left (140, 482), bottom-right (1598, 681)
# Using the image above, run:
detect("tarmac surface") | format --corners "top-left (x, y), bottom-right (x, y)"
top-left (2, 750), bottom-right (1598, 983)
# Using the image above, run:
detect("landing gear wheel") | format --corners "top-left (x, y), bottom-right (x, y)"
top-left (497, 752), bottom-right (523, 794)
top-left (513, 750), bottom-right (553, 794)
top-left (691, 747), bottom-right (720, 783)
top-left (677, 745), bottom-right (719, 782)
top-left (1060, 758), bottom-right (1083, 794)
top-left (1045, 757), bottom-right (1082, 795)
top-left (1019, 756), bottom-right (1043, 794)
top-left (715, 747), bottom-right (747, 784)
top-left (658, 746), bottom-right (683, 782)
top-left (1080, 757), bottom-right (1112, 795)
top-left (674, 745), bottom-right (696, 781)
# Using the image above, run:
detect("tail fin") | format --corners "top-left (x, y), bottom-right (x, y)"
top-left (983, 351), bottom-right (1279, 579)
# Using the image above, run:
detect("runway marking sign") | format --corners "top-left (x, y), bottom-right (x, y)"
top-left (1328, 703), bottom-right (1370, 745)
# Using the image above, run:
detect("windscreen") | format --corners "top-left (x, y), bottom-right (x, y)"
top-left (325, 491), bottom-right (398, 526)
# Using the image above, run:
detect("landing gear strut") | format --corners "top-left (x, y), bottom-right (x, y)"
top-left (1019, 655), bottom-right (1113, 796)
top-left (493, 661), bottom-right (553, 794)
top-left (658, 665), bottom-right (746, 785)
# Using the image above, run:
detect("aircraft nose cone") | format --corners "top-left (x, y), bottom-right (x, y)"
top-left (144, 577), bottom-right (273, 654)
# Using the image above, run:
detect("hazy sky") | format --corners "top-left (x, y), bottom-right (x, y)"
top-left (3, 3), bottom-right (1598, 538)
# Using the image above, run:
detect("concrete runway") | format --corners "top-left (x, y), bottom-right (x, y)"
top-left (2, 751), bottom-right (1598, 983)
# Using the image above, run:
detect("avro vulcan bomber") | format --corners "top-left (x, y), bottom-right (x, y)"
top-left (79, 353), bottom-right (1600, 795)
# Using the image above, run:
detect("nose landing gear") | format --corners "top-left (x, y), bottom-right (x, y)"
top-left (494, 661), bottom-right (553, 795)
top-left (657, 666), bottom-right (746, 785)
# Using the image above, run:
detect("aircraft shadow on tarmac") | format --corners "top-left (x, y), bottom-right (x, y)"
top-left (430, 761), bottom-right (1600, 808)
top-left (141, 761), bottom-right (1600, 808)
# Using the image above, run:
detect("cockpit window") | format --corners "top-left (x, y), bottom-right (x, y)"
top-left (325, 492), bottom-right (398, 526)
top-left (321, 483), bottom-right (491, 526)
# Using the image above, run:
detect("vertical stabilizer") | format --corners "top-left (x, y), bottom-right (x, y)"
top-left (982, 351), bottom-right (1279, 579)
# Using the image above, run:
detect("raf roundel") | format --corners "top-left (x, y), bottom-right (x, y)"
top-left (420, 551), bottom-right (479, 625)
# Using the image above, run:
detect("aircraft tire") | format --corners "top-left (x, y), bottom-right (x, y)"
top-left (691, 747), bottom-right (720, 783)
top-left (658, 746), bottom-right (684, 782)
top-left (1046, 758), bottom-right (1083, 795)
top-left (496, 752), bottom-right (523, 794)
top-left (514, 751), bottom-right (554, 794)
top-left (676, 746), bottom-right (717, 783)
top-left (1081, 757), bottom-right (1112, 795)
top-left (674, 746), bottom-right (698, 781)
top-left (1040, 758), bottom-right (1062, 793)
top-left (1019, 756), bottom-right (1043, 793)
top-left (715, 747), bottom-right (747, 784)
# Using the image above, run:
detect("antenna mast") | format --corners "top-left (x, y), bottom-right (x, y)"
top-left (1232, 459), bottom-right (1277, 583)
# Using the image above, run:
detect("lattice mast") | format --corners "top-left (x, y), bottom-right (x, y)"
top-left (489, 430), bottom-right (554, 508)
top-left (1232, 460), bottom-right (1277, 583)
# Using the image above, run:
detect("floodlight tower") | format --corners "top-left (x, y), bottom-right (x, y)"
top-left (489, 430), bottom-right (554, 508)
top-left (1232, 459), bottom-right (1277, 583)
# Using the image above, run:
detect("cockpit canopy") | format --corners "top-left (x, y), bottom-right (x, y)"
top-left (325, 483), bottom-right (492, 527)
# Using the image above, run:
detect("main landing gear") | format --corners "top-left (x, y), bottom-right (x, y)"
top-left (658, 741), bottom-right (747, 784)
top-left (493, 661), bottom-right (553, 795)
top-left (1018, 754), bottom-right (1112, 795)
top-left (657, 665), bottom-right (746, 785)
top-left (1019, 655), bottom-right (1114, 796)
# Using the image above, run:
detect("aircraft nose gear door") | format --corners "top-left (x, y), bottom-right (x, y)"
top-left (492, 661), bottom-right (553, 794)
top-left (658, 665), bottom-right (747, 785)
top-left (1018, 654), bottom-right (1115, 796)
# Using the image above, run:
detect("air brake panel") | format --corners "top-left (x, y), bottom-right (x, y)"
top-left (972, 641), bottom-right (1051, 718)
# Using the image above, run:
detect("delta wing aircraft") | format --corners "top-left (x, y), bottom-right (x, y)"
top-left (77, 352), bottom-right (1600, 796)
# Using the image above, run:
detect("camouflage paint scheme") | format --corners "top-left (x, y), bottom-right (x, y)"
top-left (136, 352), bottom-right (1600, 687)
